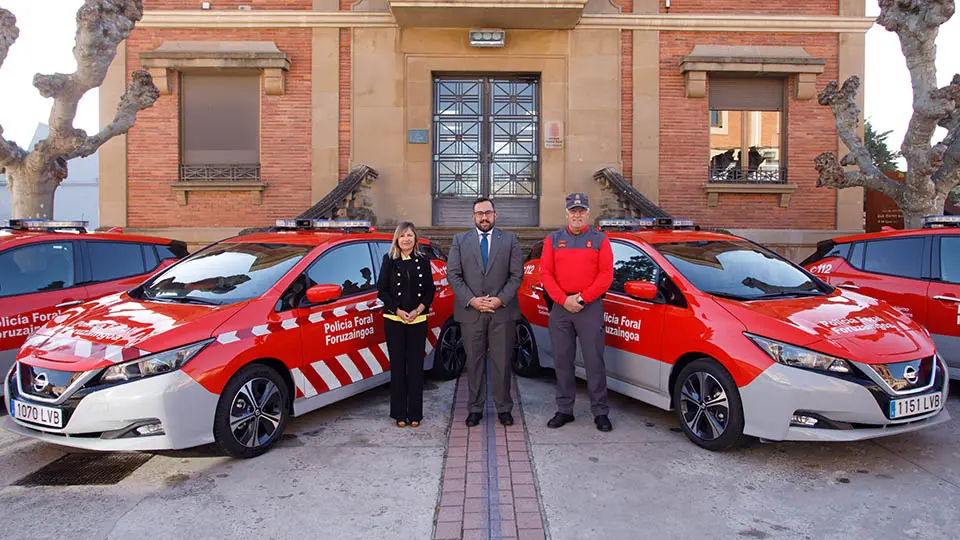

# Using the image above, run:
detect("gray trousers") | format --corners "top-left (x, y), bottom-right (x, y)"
top-left (549, 299), bottom-right (609, 416)
top-left (462, 313), bottom-right (515, 414)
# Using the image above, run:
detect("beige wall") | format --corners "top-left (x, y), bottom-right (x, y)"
top-left (370, 29), bottom-right (574, 227)
top-left (836, 0), bottom-right (866, 231)
top-left (312, 28), bottom-right (340, 203)
top-left (565, 28), bottom-right (622, 227)
top-left (99, 42), bottom-right (127, 228)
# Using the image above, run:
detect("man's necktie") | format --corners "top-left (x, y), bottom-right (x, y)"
top-left (480, 232), bottom-right (489, 271)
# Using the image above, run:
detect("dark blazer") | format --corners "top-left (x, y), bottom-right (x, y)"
top-left (377, 252), bottom-right (436, 316)
top-left (446, 227), bottom-right (523, 323)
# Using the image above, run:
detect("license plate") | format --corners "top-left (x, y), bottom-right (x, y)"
top-left (889, 392), bottom-right (942, 419)
top-left (11, 399), bottom-right (63, 428)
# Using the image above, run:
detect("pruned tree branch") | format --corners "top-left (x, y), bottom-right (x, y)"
top-left (36, 0), bottom-right (147, 146)
top-left (5, 0), bottom-right (157, 219)
top-left (815, 152), bottom-right (902, 200)
top-left (0, 8), bottom-right (17, 70)
top-left (817, 76), bottom-right (893, 185)
top-left (69, 69), bottom-right (159, 159)
top-left (0, 8), bottom-right (26, 170)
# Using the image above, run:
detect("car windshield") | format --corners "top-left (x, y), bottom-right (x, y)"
top-left (139, 243), bottom-right (311, 306)
top-left (655, 240), bottom-right (828, 301)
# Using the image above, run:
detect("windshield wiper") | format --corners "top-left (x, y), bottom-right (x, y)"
top-left (703, 290), bottom-right (750, 301)
top-left (752, 290), bottom-right (824, 300)
top-left (149, 294), bottom-right (221, 306)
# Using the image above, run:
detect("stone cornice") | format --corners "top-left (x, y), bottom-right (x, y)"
top-left (139, 11), bottom-right (875, 33)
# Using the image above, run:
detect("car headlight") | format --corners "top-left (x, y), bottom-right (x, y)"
top-left (745, 333), bottom-right (852, 374)
top-left (100, 340), bottom-right (212, 384)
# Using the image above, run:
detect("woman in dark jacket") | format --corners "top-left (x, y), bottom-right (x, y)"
top-left (377, 222), bottom-right (436, 427)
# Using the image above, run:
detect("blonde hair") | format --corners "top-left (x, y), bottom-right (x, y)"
top-left (389, 221), bottom-right (422, 259)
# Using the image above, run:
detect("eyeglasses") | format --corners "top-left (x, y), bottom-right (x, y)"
top-left (473, 210), bottom-right (496, 217)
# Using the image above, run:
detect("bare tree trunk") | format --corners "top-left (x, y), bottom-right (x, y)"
top-left (7, 168), bottom-right (56, 219)
top-left (0, 1), bottom-right (158, 220)
top-left (815, 1), bottom-right (960, 229)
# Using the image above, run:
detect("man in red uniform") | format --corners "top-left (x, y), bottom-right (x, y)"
top-left (539, 193), bottom-right (614, 432)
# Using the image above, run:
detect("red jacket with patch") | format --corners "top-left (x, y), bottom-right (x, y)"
top-left (540, 226), bottom-right (614, 305)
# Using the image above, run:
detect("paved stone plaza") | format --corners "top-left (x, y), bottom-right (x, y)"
top-left (0, 375), bottom-right (958, 540)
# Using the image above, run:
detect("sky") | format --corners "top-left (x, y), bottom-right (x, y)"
top-left (0, 1), bottom-right (957, 158)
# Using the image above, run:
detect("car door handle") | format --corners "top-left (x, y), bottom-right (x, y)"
top-left (933, 295), bottom-right (960, 303)
top-left (836, 283), bottom-right (860, 290)
top-left (532, 285), bottom-right (545, 294)
top-left (55, 300), bottom-right (83, 309)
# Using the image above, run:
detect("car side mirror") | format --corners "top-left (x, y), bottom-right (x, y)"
top-left (306, 284), bottom-right (342, 304)
top-left (624, 280), bottom-right (658, 300)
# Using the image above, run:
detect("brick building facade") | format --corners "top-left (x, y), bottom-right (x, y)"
top-left (99, 0), bottom-right (872, 255)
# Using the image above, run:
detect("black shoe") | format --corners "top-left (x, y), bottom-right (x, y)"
top-left (465, 413), bottom-right (482, 427)
top-left (498, 412), bottom-right (514, 426)
top-left (547, 412), bottom-right (575, 429)
top-left (595, 414), bottom-right (612, 432)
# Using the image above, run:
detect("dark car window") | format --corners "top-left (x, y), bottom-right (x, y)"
top-left (611, 241), bottom-right (660, 293)
top-left (88, 241), bottom-right (146, 282)
top-left (862, 238), bottom-right (924, 279)
top-left (141, 242), bottom-right (310, 306)
top-left (143, 244), bottom-right (159, 271)
top-left (849, 241), bottom-right (865, 269)
top-left (801, 240), bottom-right (850, 267)
top-left (157, 242), bottom-right (189, 261)
top-left (372, 241), bottom-right (391, 274)
top-left (940, 237), bottom-right (960, 284)
top-left (0, 242), bottom-right (75, 297)
top-left (656, 240), bottom-right (825, 300)
top-left (305, 243), bottom-right (375, 298)
top-left (526, 240), bottom-right (544, 262)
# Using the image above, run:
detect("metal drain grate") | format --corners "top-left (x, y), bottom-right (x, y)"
top-left (15, 453), bottom-right (153, 486)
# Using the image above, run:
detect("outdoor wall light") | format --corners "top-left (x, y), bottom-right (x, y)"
top-left (469, 29), bottom-right (506, 48)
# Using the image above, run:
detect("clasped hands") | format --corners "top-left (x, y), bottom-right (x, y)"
top-left (395, 305), bottom-right (425, 324)
top-left (468, 296), bottom-right (504, 313)
top-left (562, 293), bottom-right (584, 314)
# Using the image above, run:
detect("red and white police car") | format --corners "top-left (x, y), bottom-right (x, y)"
top-left (517, 218), bottom-right (950, 450)
top-left (1, 220), bottom-right (188, 395)
top-left (803, 215), bottom-right (960, 380)
top-left (5, 220), bottom-right (456, 458)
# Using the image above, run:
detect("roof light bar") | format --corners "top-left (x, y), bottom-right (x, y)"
top-left (5, 219), bottom-right (89, 232)
top-left (597, 217), bottom-right (695, 231)
top-left (921, 215), bottom-right (960, 228)
top-left (274, 219), bottom-right (373, 232)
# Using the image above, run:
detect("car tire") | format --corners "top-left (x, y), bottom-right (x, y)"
top-left (512, 319), bottom-right (542, 378)
top-left (431, 319), bottom-right (466, 380)
top-left (213, 364), bottom-right (290, 459)
top-left (672, 359), bottom-right (746, 451)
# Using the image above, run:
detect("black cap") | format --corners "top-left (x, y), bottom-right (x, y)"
top-left (565, 193), bottom-right (589, 210)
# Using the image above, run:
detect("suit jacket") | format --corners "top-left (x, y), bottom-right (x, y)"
top-left (376, 253), bottom-right (436, 316)
top-left (446, 227), bottom-right (524, 323)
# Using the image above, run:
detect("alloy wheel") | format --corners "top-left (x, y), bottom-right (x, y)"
top-left (438, 324), bottom-right (466, 376)
top-left (678, 371), bottom-right (729, 441)
top-left (229, 377), bottom-right (284, 449)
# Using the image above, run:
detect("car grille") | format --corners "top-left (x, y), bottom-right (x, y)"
top-left (18, 364), bottom-right (83, 400)
top-left (866, 356), bottom-right (934, 394)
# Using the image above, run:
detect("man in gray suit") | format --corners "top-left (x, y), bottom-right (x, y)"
top-left (447, 197), bottom-right (524, 427)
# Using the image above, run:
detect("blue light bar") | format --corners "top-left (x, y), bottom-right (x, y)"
top-left (6, 219), bottom-right (89, 231)
top-left (921, 215), bottom-right (960, 228)
top-left (275, 219), bottom-right (373, 231)
top-left (597, 217), bottom-right (695, 230)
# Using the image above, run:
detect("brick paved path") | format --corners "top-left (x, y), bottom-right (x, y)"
top-left (434, 370), bottom-right (547, 540)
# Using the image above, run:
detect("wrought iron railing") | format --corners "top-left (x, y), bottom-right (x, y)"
top-left (179, 164), bottom-right (261, 183)
top-left (709, 166), bottom-right (787, 184)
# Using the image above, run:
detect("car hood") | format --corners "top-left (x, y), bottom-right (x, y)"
top-left (714, 290), bottom-right (935, 363)
top-left (18, 293), bottom-right (245, 372)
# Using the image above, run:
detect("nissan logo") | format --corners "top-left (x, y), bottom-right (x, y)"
top-left (903, 365), bottom-right (919, 384)
top-left (32, 372), bottom-right (50, 393)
